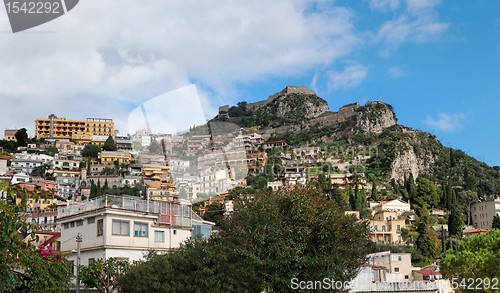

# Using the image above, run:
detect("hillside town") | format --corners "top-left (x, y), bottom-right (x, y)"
top-left (2, 105), bottom-right (500, 292)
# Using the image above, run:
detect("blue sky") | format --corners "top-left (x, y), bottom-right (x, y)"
top-left (0, 0), bottom-right (499, 166)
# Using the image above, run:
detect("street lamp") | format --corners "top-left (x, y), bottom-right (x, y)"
top-left (75, 233), bottom-right (82, 293)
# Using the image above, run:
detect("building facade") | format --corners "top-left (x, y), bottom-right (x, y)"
top-left (3, 129), bottom-right (18, 141)
top-left (35, 115), bottom-right (114, 142)
top-left (57, 195), bottom-right (214, 265)
top-left (368, 211), bottom-right (406, 244)
top-left (471, 199), bottom-right (500, 229)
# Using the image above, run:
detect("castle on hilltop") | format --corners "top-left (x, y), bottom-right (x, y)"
top-left (217, 86), bottom-right (362, 128)
top-left (219, 86), bottom-right (317, 113)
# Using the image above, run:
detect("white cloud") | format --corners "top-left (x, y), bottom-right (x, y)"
top-left (406, 0), bottom-right (441, 14)
top-left (0, 0), bottom-right (359, 135)
top-left (374, 0), bottom-right (449, 51)
top-left (387, 66), bottom-right (406, 78)
top-left (370, 0), bottom-right (400, 12)
top-left (328, 64), bottom-right (368, 91)
top-left (424, 112), bottom-right (466, 133)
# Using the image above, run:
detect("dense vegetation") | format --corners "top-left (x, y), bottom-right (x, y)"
top-left (0, 182), bottom-right (72, 292)
top-left (120, 186), bottom-right (371, 292)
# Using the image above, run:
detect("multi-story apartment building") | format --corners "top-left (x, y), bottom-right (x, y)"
top-left (368, 211), bottom-right (406, 244)
top-left (57, 195), bottom-right (214, 266)
top-left (471, 199), bottom-right (500, 229)
top-left (55, 140), bottom-right (84, 157)
top-left (366, 251), bottom-right (413, 282)
top-left (35, 115), bottom-right (114, 143)
top-left (53, 159), bottom-right (80, 171)
top-left (284, 166), bottom-right (307, 186)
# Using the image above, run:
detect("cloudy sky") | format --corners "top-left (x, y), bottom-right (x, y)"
top-left (1, 0), bottom-right (500, 166)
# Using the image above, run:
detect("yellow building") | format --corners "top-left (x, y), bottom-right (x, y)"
top-left (143, 164), bottom-right (171, 181)
top-left (368, 211), bottom-right (406, 244)
top-left (16, 196), bottom-right (54, 211)
top-left (99, 151), bottom-right (132, 165)
top-left (35, 115), bottom-right (114, 143)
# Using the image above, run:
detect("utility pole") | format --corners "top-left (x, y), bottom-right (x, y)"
top-left (76, 233), bottom-right (82, 293)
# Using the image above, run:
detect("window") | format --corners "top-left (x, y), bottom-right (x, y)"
top-left (405, 275), bottom-right (409, 279)
top-left (382, 225), bottom-right (386, 232)
top-left (87, 217), bottom-right (95, 224)
top-left (173, 229), bottom-right (177, 235)
top-left (63, 223), bottom-right (69, 229)
top-left (97, 219), bottom-right (104, 236)
top-left (394, 267), bottom-right (399, 273)
top-left (76, 220), bottom-right (83, 226)
top-left (154, 230), bottom-right (165, 243)
top-left (70, 221), bottom-right (75, 228)
top-left (397, 225), bottom-right (401, 232)
top-left (374, 225), bottom-right (378, 231)
top-left (134, 222), bottom-right (148, 237)
top-left (112, 220), bottom-right (130, 236)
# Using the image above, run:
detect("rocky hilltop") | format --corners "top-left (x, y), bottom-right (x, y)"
top-left (209, 86), bottom-right (500, 199)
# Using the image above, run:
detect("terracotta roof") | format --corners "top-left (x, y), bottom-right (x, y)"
top-left (413, 269), bottom-right (442, 276)
top-left (464, 228), bottom-right (490, 234)
top-left (361, 263), bottom-right (386, 269)
top-left (40, 232), bottom-right (61, 246)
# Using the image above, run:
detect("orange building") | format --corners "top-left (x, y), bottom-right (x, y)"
top-left (35, 114), bottom-right (114, 143)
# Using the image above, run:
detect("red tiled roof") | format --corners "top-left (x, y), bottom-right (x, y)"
top-left (464, 228), bottom-right (490, 234)
top-left (413, 269), bottom-right (442, 276)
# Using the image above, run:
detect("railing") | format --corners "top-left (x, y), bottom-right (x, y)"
top-left (57, 195), bottom-right (193, 227)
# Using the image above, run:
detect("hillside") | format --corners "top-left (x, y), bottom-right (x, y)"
top-left (211, 86), bottom-right (500, 201)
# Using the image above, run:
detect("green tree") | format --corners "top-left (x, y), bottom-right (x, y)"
top-left (15, 128), bottom-right (29, 147)
top-left (120, 186), bottom-right (371, 292)
top-left (441, 230), bottom-right (500, 293)
top-left (82, 144), bottom-right (101, 158)
top-left (31, 163), bottom-right (49, 177)
top-left (448, 190), bottom-right (464, 238)
top-left (202, 202), bottom-right (224, 225)
top-left (405, 173), bottom-right (417, 201)
top-left (370, 181), bottom-right (379, 201)
top-left (414, 178), bottom-right (439, 212)
top-left (102, 136), bottom-right (117, 151)
top-left (492, 214), bottom-right (500, 229)
top-left (80, 258), bottom-right (129, 293)
top-left (90, 181), bottom-right (97, 199)
top-left (0, 182), bottom-right (71, 292)
top-left (414, 207), bottom-right (441, 264)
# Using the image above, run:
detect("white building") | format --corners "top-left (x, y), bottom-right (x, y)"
top-left (370, 199), bottom-right (411, 216)
top-left (284, 166), bottom-right (307, 186)
top-left (471, 199), bottom-right (500, 229)
top-left (9, 153), bottom-right (53, 174)
top-left (57, 195), bottom-right (214, 266)
top-left (0, 155), bottom-right (9, 175)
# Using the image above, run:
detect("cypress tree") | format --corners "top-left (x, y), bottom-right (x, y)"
top-left (348, 188), bottom-right (356, 211)
top-left (90, 181), bottom-right (97, 199)
top-left (492, 214), bottom-right (500, 229)
top-left (448, 190), bottom-right (464, 238)
top-left (370, 181), bottom-right (378, 201)
top-left (96, 180), bottom-right (102, 197)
